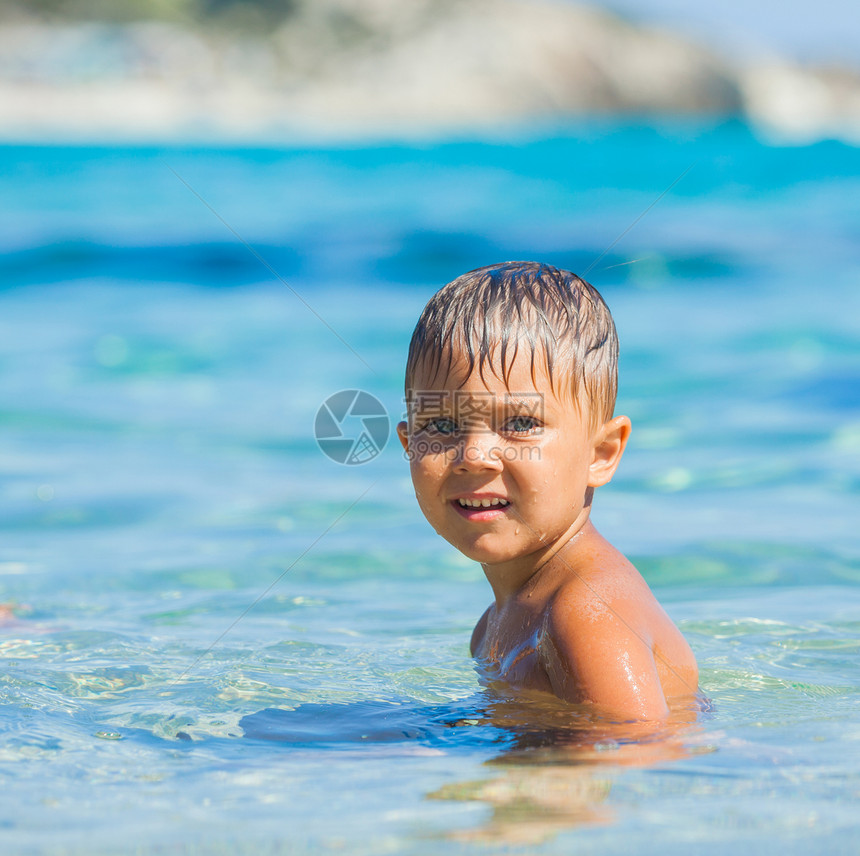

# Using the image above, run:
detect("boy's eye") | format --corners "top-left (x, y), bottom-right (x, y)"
top-left (423, 417), bottom-right (457, 435)
top-left (504, 415), bottom-right (540, 434)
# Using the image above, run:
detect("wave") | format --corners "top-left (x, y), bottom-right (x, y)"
top-left (0, 237), bottom-right (743, 289)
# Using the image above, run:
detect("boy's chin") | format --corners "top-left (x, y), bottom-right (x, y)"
top-left (442, 535), bottom-right (528, 567)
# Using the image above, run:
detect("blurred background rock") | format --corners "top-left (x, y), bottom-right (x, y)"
top-left (0, 0), bottom-right (857, 141)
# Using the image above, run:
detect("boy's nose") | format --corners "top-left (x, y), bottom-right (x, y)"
top-left (453, 429), bottom-right (503, 472)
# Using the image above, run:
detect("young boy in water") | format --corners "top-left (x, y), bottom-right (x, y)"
top-left (397, 261), bottom-right (698, 722)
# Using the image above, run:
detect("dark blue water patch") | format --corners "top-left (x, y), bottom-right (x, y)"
top-left (372, 230), bottom-right (500, 285)
top-left (0, 235), bottom-right (749, 291)
top-left (782, 372), bottom-right (860, 411)
top-left (240, 699), bottom-right (511, 753)
top-left (0, 240), bottom-right (303, 288)
top-left (374, 233), bottom-right (744, 287)
top-left (239, 694), bottom-right (679, 756)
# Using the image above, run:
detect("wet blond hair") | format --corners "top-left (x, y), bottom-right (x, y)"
top-left (404, 261), bottom-right (619, 426)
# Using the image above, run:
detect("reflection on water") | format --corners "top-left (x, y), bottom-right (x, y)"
top-left (242, 687), bottom-right (712, 844)
top-left (434, 689), bottom-right (709, 844)
top-left (430, 766), bottom-right (614, 844)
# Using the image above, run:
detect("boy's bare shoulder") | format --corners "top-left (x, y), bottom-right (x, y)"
top-left (540, 537), bottom-right (698, 714)
top-left (543, 539), bottom-right (674, 653)
top-left (545, 563), bottom-right (648, 641)
top-left (547, 534), bottom-right (651, 621)
top-left (540, 566), bottom-right (669, 716)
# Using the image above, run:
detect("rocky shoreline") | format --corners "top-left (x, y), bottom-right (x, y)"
top-left (1, 0), bottom-right (858, 142)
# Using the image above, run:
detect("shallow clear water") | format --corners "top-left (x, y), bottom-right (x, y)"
top-left (1, 122), bottom-right (859, 854)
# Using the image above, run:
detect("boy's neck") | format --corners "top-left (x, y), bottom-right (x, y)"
top-left (481, 514), bottom-right (598, 608)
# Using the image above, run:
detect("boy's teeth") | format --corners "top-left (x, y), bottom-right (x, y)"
top-left (458, 498), bottom-right (509, 508)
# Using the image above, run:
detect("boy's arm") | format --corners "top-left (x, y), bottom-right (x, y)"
top-left (543, 593), bottom-right (670, 721)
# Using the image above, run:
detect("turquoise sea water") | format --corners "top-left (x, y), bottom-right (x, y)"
top-left (1, 122), bottom-right (859, 854)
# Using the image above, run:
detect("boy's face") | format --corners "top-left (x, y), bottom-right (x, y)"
top-left (397, 346), bottom-right (629, 568)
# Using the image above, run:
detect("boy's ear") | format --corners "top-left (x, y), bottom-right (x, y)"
top-left (396, 421), bottom-right (409, 452)
top-left (588, 415), bottom-right (631, 488)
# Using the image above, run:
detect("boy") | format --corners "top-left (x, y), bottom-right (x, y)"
top-left (397, 261), bottom-right (698, 722)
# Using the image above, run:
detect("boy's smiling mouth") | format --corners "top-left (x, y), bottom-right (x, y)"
top-left (457, 497), bottom-right (509, 508)
top-left (452, 495), bottom-right (511, 521)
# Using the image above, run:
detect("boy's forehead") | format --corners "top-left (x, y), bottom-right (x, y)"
top-left (410, 340), bottom-right (553, 392)
top-left (408, 342), bottom-right (593, 421)
top-left (409, 388), bottom-right (545, 414)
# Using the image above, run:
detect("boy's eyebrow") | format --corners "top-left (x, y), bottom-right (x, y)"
top-left (503, 395), bottom-right (542, 405)
top-left (501, 394), bottom-right (545, 414)
top-left (407, 390), bottom-right (454, 414)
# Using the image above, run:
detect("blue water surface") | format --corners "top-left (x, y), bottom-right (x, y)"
top-left (1, 121), bottom-right (859, 854)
